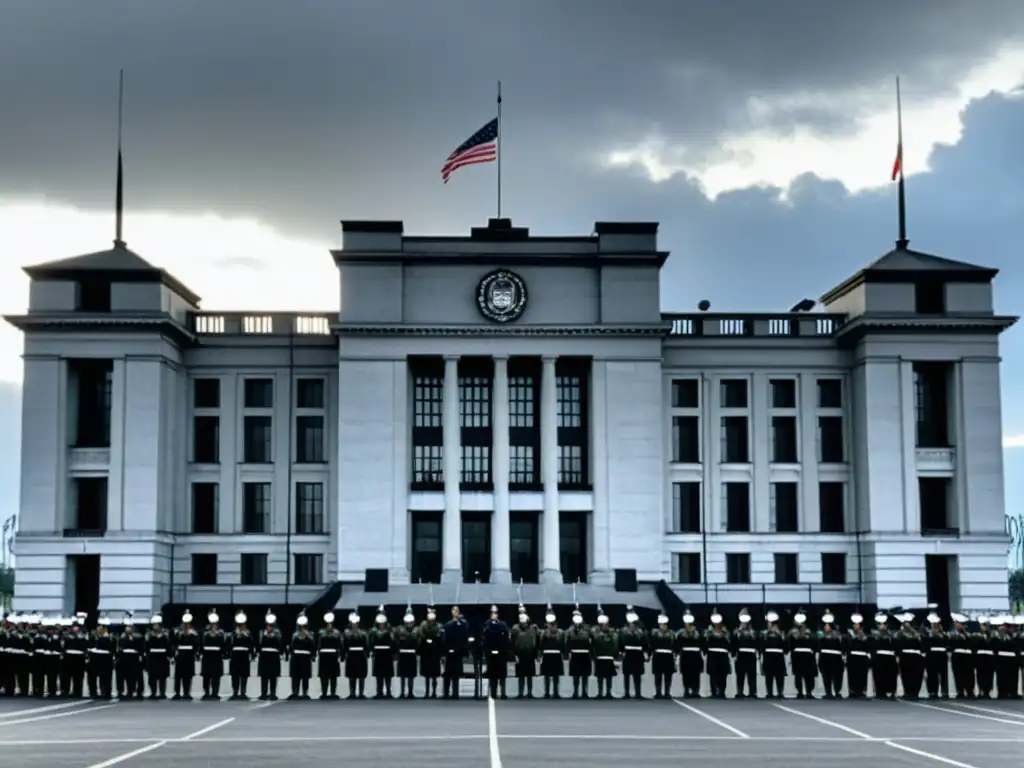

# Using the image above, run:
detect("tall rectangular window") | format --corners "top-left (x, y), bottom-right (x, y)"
top-left (73, 360), bottom-right (113, 448)
top-left (914, 363), bottom-right (950, 448)
top-left (774, 553), bottom-right (799, 584)
top-left (191, 483), bottom-right (218, 534)
top-left (242, 482), bottom-right (271, 534)
top-left (723, 483), bottom-right (750, 532)
top-left (672, 416), bottom-right (700, 463)
top-left (819, 482), bottom-right (846, 533)
top-left (508, 360), bottom-right (540, 488)
top-left (818, 417), bottom-right (844, 463)
top-left (556, 359), bottom-right (589, 488)
top-left (296, 415), bottom-right (324, 463)
top-left (411, 360), bottom-right (444, 489)
top-left (193, 416), bottom-right (220, 463)
top-left (191, 554), bottom-right (217, 585)
top-left (243, 416), bottom-right (273, 463)
top-left (721, 416), bottom-right (749, 463)
top-left (671, 482), bottom-right (701, 533)
top-left (460, 361), bottom-right (492, 489)
top-left (295, 482), bottom-right (324, 534)
top-left (770, 482), bottom-right (799, 533)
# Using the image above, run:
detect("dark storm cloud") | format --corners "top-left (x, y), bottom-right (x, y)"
top-left (1, 0), bottom-right (1024, 241)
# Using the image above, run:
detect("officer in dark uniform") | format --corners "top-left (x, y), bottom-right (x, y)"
top-left (731, 609), bottom-right (758, 699)
top-left (648, 613), bottom-right (675, 699)
top-left (395, 608), bottom-right (419, 699)
top-left (62, 615), bottom-right (89, 698)
top-left (228, 612), bottom-right (255, 700)
top-left (442, 606), bottom-right (470, 699)
top-left (173, 610), bottom-right (200, 700)
top-left (482, 605), bottom-right (510, 700)
top-left (566, 608), bottom-right (593, 699)
top-left (418, 608), bottom-right (443, 699)
top-left (761, 610), bottom-right (786, 699)
top-left (924, 610), bottom-right (950, 699)
top-left (539, 608), bottom-right (566, 698)
top-left (592, 610), bottom-right (617, 700)
top-left (510, 606), bottom-right (539, 699)
top-left (289, 613), bottom-right (316, 699)
top-left (24, 615), bottom-right (42, 696)
top-left (344, 612), bottom-right (369, 699)
top-left (870, 612), bottom-right (897, 699)
top-left (973, 615), bottom-right (995, 698)
top-left (845, 613), bottom-right (871, 699)
top-left (36, 618), bottom-right (60, 697)
top-left (318, 612), bottom-right (343, 699)
top-left (817, 610), bottom-right (845, 699)
top-left (369, 608), bottom-right (396, 699)
top-left (993, 616), bottom-right (1019, 699)
top-left (704, 612), bottom-right (731, 699)
top-left (116, 616), bottom-right (145, 699)
top-left (620, 608), bottom-right (648, 699)
top-left (90, 615), bottom-right (115, 699)
top-left (257, 611), bottom-right (284, 701)
top-left (947, 612), bottom-right (974, 699)
top-left (200, 611), bottom-right (227, 700)
top-left (787, 610), bottom-right (817, 699)
top-left (144, 615), bottom-right (171, 699)
top-left (895, 611), bottom-right (925, 699)
top-left (677, 611), bottom-right (705, 699)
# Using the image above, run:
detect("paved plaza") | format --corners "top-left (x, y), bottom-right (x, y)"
top-left (0, 668), bottom-right (1022, 767)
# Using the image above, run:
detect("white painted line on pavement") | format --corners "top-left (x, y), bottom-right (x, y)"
top-left (885, 740), bottom-right (979, 768)
top-left (84, 741), bottom-right (168, 768)
top-left (487, 696), bottom-right (503, 768)
top-left (951, 702), bottom-right (1024, 720)
top-left (0, 703), bottom-right (117, 727)
top-left (181, 717), bottom-right (236, 740)
top-left (0, 700), bottom-right (93, 719)
top-left (902, 699), bottom-right (1024, 726)
top-left (772, 703), bottom-right (873, 739)
top-left (673, 699), bottom-right (750, 738)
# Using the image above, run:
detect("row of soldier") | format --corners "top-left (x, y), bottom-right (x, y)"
top-left (1, 606), bottom-right (1022, 701)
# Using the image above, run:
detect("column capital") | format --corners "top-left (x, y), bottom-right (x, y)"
top-left (541, 355), bottom-right (557, 365)
top-left (443, 354), bottom-right (460, 362)
top-left (492, 354), bottom-right (509, 362)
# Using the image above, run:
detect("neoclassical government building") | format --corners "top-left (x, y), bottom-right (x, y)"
top-left (6, 217), bottom-right (1015, 618)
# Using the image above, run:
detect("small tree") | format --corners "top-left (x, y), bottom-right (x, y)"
top-left (1010, 568), bottom-right (1024, 609)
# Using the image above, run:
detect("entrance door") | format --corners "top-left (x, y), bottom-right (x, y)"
top-left (925, 554), bottom-right (953, 614)
top-left (462, 512), bottom-right (491, 583)
top-left (69, 554), bottom-right (100, 615)
top-left (510, 513), bottom-right (539, 584)
top-left (410, 512), bottom-right (443, 584)
top-left (560, 512), bottom-right (588, 584)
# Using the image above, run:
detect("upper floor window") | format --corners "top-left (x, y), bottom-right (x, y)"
top-left (76, 280), bottom-right (111, 312)
top-left (193, 378), bottom-right (220, 409)
top-left (244, 378), bottom-right (274, 409)
top-left (296, 378), bottom-right (325, 409)
top-left (671, 379), bottom-right (699, 409)
top-left (720, 379), bottom-right (748, 409)
top-left (915, 281), bottom-right (945, 315)
top-left (817, 379), bottom-right (843, 409)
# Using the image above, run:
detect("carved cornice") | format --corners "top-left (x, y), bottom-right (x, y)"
top-left (330, 324), bottom-right (667, 337)
top-left (4, 314), bottom-right (195, 344)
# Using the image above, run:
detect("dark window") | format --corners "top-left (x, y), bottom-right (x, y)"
top-left (723, 483), bottom-right (750, 532)
top-left (819, 482), bottom-right (846, 533)
top-left (672, 482), bottom-right (701, 533)
top-left (672, 416), bottom-right (700, 463)
top-left (72, 360), bottom-right (113, 448)
top-left (817, 379), bottom-right (842, 409)
top-left (77, 279), bottom-right (111, 312)
top-left (673, 553), bottom-right (701, 584)
top-left (821, 553), bottom-right (847, 584)
top-left (508, 363), bottom-right (540, 488)
top-left (191, 483), bottom-right (218, 534)
top-left (818, 416), bottom-right (844, 462)
top-left (915, 281), bottom-right (945, 314)
top-left (559, 512), bottom-right (588, 585)
top-left (771, 482), bottom-right (799, 533)
top-left (770, 379), bottom-right (796, 409)
top-left (191, 554), bottom-right (217, 586)
top-left (510, 513), bottom-right (539, 584)
top-left (69, 478), bottom-right (107, 533)
top-left (726, 553), bottom-right (751, 584)
top-left (411, 363), bottom-right (444, 489)
top-left (720, 379), bottom-right (748, 408)
top-left (193, 416), bottom-right (220, 463)
top-left (771, 416), bottom-right (798, 463)
top-left (243, 482), bottom-right (271, 534)
top-left (920, 477), bottom-right (955, 534)
top-left (671, 379), bottom-right (699, 408)
top-left (295, 482), bottom-right (324, 534)
top-left (556, 361), bottom-right (589, 488)
top-left (240, 553), bottom-right (268, 585)
top-left (193, 378), bottom-right (220, 409)
top-left (244, 378), bottom-right (274, 408)
top-left (243, 416), bottom-right (273, 463)
top-left (296, 415), bottom-right (324, 463)
top-left (411, 513), bottom-right (442, 584)
top-left (721, 416), bottom-right (749, 463)
top-left (463, 512), bottom-right (492, 584)
top-left (294, 553), bottom-right (323, 585)
top-left (774, 553), bottom-right (799, 584)
top-left (459, 364), bottom-right (492, 489)
top-left (296, 378), bottom-right (325, 409)
top-left (914, 363), bottom-right (950, 448)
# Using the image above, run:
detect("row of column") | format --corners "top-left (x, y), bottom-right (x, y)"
top-left (439, 355), bottom-right (562, 584)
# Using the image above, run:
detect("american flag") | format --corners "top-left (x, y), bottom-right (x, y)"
top-left (441, 117), bottom-right (498, 183)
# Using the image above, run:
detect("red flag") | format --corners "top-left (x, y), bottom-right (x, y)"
top-left (891, 143), bottom-right (902, 181)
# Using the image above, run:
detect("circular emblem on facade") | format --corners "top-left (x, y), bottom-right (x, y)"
top-left (477, 269), bottom-right (527, 323)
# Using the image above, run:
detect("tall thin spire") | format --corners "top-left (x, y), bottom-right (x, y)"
top-left (496, 80), bottom-right (503, 219)
top-left (114, 69), bottom-right (125, 249)
top-left (892, 76), bottom-right (908, 250)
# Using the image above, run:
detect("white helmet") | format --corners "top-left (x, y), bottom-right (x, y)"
top-left (572, 612), bottom-right (583, 625)
top-left (182, 612), bottom-right (194, 624)
top-left (348, 613), bottom-right (360, 624)
top-left (518, 613), bottom-right (528, 623)
top-left (265, 613), bottom-right (277, 624)
top-left (657, 614), bottom-right (669, 625)
top-left (545, 613), bottom-right (556, 624)
top-left (710, 613), bottom-right (722, 624)
top-left (683, 613), bottom-right (695, 624)
top-left (950, 613), bottom-right (967, 624)
top-left (927, 613), bottom-right (941, 624)
top-left (324, 612), bottom-right (335, 624)
top-left (208, 612), bottom-right (219, 624)
top-left (766, 611), bottom-right (779, 623)
top-left (296, 615), bottom-right (309, 627)
top-left (794, 613), bottom-right (806, 625)
top-left (426, 610), bottom-right (436, 621)
top-left (597, 614), bottom-right (609, 625)
top-left (626, 612), bottom-right (639, 624)
top-left (375, 613), bottom-right (387, 624)
top-left (404, 613), bottom-right (415, 624)
top-left (151, 615), bottom-right (162, 625)
top-left (822, 613), bottom-right (834, 624)
top-left (235, 612), bottom-right (247, 624)
top-left (850, 613), bottom-right (863, 624)
top-left (738, 614), bottom-right (751, 624)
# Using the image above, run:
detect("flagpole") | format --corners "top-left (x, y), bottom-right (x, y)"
top-left (115, 69), bottom-right (125, 248)
top-left (496, 81), bottom-right (503, 219)
top-left (896, 76), bottom-right (908, 249)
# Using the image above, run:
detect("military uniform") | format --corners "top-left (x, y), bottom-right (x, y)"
top-left (566, 612), bottom-right (593, 698)
top-left (510, 611), bottom-right (539, 698)
top-left (592, 614), bottom-right (618, 699)
top-left (395, 613), bottom-right (419, 699)
top-left (62, 617), bottom-right (89, 698)
top-left (947, 614), bottom-right (975, 699)
top-left (923, 613), bottom-right (950, 699)
top-left (257, 613), bottom-right (285, 701)
top-left (787, 613), bottom-right (817, 698)
top-left (704, 615), bottom-right (731, 699)
top-left (318, 613), bottom-right (344, 699)
top-left (344, 615), bottom-right (370, 699)
top-left (993, 617), bottom-right (1018, 699)
top-left (116, 619), bottom-right (145, 699)
top-left (89, 618), bottom-right (115, 699)
top-left (442, 609), bottom-right (471, 699)
top-left (761, 613), bottom-right (786, 699)
top-left (539, 615), bottom-right (566, 698)
top-left (144, 616), bottom-right (171, 699)
top-left (816, 612), bottom-right (845, 699)
top-left (370, 612), bottom-right (396, 699)
top-left (894, 613), bottom-right (925, 699)
top-left (731, 613), bottom-right (758, 699)
top-left (200, 613), bottom-right (227, 700)
top-left (620, 611), bottom-right (648, 699)
top-left (650, 615), bottom-right (676, 699)
top-left (677, 615), bottom-right (705, 699)
top-left (418, 610), bottom-right (443, 698)
top-left (845, 615), bottom-right (870, 698)
top-left (228, 613), bottom-right (256, 700)
top-left (972, 618), bottom-right (995, 698)
top-left (870, 615), bottom-right (898, 699)
top-left (483, 608), bottom-right (511, 700)
top-left (173, 615), bottom-right (200, 700)
top-left (289, 616), bottom-right (316, 699)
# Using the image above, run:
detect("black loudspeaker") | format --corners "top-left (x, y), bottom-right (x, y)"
top-left (614, 568), bottom-right (638, 592)
top-left (364, 569), bottom-right (389, 593)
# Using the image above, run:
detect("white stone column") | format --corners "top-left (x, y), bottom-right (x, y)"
top-left (589, 360), bottom-right (611, 584)
top-left (441, 355), bottom-right (462, 583)
top-left (540, 356), bottom-right (562, 583)
top-left (491, 356), bottom-right (512, 583)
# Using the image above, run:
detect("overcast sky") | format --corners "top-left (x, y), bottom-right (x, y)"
top-left (0, 0), bottom-right (1022, 547)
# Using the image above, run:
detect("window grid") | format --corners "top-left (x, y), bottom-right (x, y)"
top-left (294, 553), bottom-right (323, 585)
top-left (672, 552), bottom-right (701, 584)
top-left (672, 416), bottom-right (700, 463)
top-left (411, 371), bottom-right (444, 489)
top-left (296, 415), bottom-right (325, 463)
top-left (244, 378), bottom-right (274, 409)
top-left (295, 482), bottom-right (324, 534)
top-left (242, 482), bottom-right (271, 534)
top-left (461, 444), bottom-right (490, 487)
top-left (296, 378), bottom-right (325, 410)
top-left (509, 445), bottom-right (535, 486)
top-left (555, 367), bottom-right (589, 488)
top-left (243, 416), bottom-right (272, 463)
top-left (240, 553), bottom-right (268, 585)
top-left (459, 372), bottom-right (492, 488)
top-left (508, 368), bottom-right (540, 488)
top-left (459, 376), bottom-right (491, 428)
top-left (770, 482), bottom-right (799, 533)
top-left (672, 482), bottom-right (701, 533)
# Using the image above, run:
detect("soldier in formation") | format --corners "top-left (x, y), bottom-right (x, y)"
top-left (289, 613), bottom-right (316, 699)
top-left (258, 611), bottom-right (285, 701)
top-left (317, 612), bottom-right (343, 699)
top-left (510, 607), bottom-right (539, 698)
top-left (228, 612), bottom-right (256, 700)
top-left (483, 605), bottom-right (510, 699)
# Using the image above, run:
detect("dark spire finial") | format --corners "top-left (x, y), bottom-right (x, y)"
top-left (114, 69), bottom-right (126, 249)
top-left (893, 76), bottom-right (908, 250)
